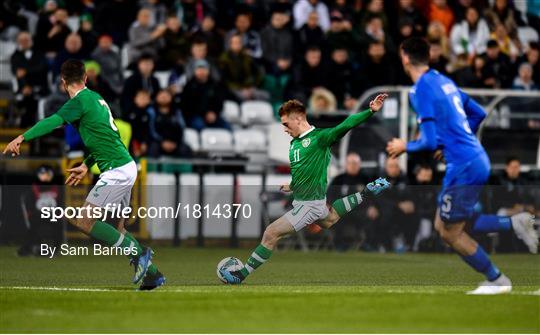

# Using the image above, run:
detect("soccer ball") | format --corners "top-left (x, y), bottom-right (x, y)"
top-left (216, 257), bottom-right (243, 283)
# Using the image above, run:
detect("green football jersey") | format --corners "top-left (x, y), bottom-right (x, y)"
top-left (288, 109), bottom-right (374, 201)
top-left (56, 88), bottom-right (133, 171)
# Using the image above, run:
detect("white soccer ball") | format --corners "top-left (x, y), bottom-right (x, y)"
top-left (216, 257), bottom-right (244, 284)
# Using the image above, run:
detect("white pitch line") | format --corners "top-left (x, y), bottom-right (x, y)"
top-left (0, 286), bottom-right (121, 292)
top-left (1, 286), bottom-right (539, 295)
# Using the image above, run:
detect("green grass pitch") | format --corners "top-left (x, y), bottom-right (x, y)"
top-left (0, 246), bottom-right (539, 333)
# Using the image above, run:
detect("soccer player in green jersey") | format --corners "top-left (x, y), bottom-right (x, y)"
top-left (220, 95), bottom-right (390, 284)
top-left (3, 59), bottom-right (165, 290)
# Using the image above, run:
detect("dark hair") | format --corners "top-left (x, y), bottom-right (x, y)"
top-left (400, 37), bottom-right (430, 66)
top-left (60, 59), bottom-right (86, 85)
top-left (279, 99), bottom-right (306, 117)
top-left (138, 53), bottom-right (154, 63)
top-left (529, 41), bottom-right (539, 51)
top-left (505, 156), bottom-right (520, 165)
top-left (306, 45), bottom-right (321, 53)
top-left (487, 39), bottom-right (499, 49)
top-left (191, 35), bottom-right (208, 45)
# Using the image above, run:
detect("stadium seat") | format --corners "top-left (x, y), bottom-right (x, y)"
top-left (37, 98), bottom-right (46, 120)
top-left (518, 26), bottom-right (539, 48)
top-left (121, 44), bottom-right (130, 69)
top-left (267, 122), bottom-right (292, 163)
top-left (233, 129), bottom-right (267, 153)
top-left (222, 100), bottom-right (241, 124)
top-left (184, 128), bottom-right (200, 152)
top-left (0, 41), bottom-right (16, 85)
top-left (241, 101), bottom-right (275, 125)
top-left (154, 71), bottom-right (171, 89)
top-left (200, 128), bottom-right (234, 152)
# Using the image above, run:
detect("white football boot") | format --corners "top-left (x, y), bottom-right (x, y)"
top-left (511, 212), bottom-right (538, 254)
top-left (467, 274), bottom-right (512, 295)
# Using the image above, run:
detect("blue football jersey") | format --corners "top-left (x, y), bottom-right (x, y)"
top-left (408, 69), bottom-right (487, 166)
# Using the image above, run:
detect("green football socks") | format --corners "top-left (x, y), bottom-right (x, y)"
top-left (331, 192), bottom-right (364, 217)
top-left (240, 244), bottom-right (273, 278)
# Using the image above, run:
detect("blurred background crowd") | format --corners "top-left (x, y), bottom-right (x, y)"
top-left (2, 0), bottom-right (540, 140)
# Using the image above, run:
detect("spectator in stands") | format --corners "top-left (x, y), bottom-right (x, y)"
top-left (148, 89), bottom-right (191, 158)
top-left (327, 152), bottom-right (370, 251)
top-left (490, 23), bottom-right (519, 60)
top-left (260, 8), bottom-right (294, 71)
top-left (427, 21), bottom-right (451, 59)
top-left (121, 54), bottom-right (161, 114)
top-left (84, 60), bottom-right (117, 103)
top-left (492, 157), bottom-right (534, 216)
top-left (519, 42), bottom-right (540, 85)
top-left (161, 14), bottom-right (190, 69)
top-left (125, 90), bottom-right (152, 157)
top-left (11, 31), bottom-right (50, 127)
top-left (355, 14), bottom-right (393, 55)
top-left (375, 156), bottom-right (416, 252)
top-left (356, 0), bottom-right (388, 33)
top-left (219, 33), bottom-right (268, 102)
top-left (128, 8), bottom-right (166, 64)
top-left (10, 31), bottom-right (50, 98)
top-left (191, 15), bottom-right (224, 59)
top-left (326, 12), bottom-right (356, 55)
top-left (78, 13), bottom-right (98, 58)
top-left (450, 6), bottom-right (490, 62)
top-left (308, 87), bottom-right (337, 115)
top-left (484, 0), bottom-right (522, 41)
top-left (225, 12), bottom-right (262, 59)
top-left (140, 0), bottom-right (168, 26)
top-left (429, 40), bottom-right (449, 75)
top-left (357, 41), bottom-right (397, 94)
top-left (489, 156), bottom-right (534, 252)
top-left (293, 0), bottom-right (330, 32)
top-left (512, 62), bottom-right (539, 91)
top-left (291, 46), bottom-right (329, 103)
top-left (482, 39), bottom-right (513, 88)
top-left (331, 0), bottom-right (355, 23)
top-left (34, 7), bottom-right (71, 56)
top-left (91, 35), bottom-right (123, 95)
top-left (454, 55), bottom-right (493, 88)
top-left (427, 0), bottom-right (455, 34)
top-left (184, 38), bottom-right (221, 83)
top-left (181, 60), bottom-right (231, 131)
top-left (394, 17), bottom-right (415, 48)
top-left (327, 47), bottom-right (357, 110)
top-left (52, 33), bottom-right (85, 78)
top-left (294, 11), bottom-right (326, 59)
top-left (395, 0), bottom-right (428, 38)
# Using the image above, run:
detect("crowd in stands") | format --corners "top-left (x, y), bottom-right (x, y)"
top-left (327, 153), bottom-right (536, 253)
top-left (2, 0), bottom-right (540, 160)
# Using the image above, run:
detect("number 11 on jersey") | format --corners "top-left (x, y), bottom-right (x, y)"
top-left (292, 149), bottom-right (300, 162)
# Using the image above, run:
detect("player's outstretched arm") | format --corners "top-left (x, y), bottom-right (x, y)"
top-left (2, 114), bottom-right (65, 157)
top-left (320, 93), bottom-right (388, 146)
